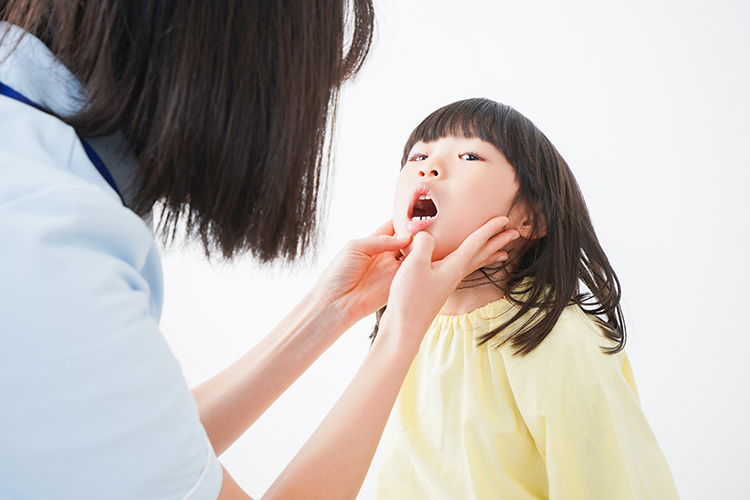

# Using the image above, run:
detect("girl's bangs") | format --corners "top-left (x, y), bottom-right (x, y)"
top-left (401, 99), bottom-right (503, 165)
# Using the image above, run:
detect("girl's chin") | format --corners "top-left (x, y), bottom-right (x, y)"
top-left (398, 236), bottom-right (453, 262)
top-left (394, 222), bottom-right (455, 261)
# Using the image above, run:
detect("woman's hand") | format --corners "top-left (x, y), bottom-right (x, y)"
top-left (259, 217), bottom-right (520, 500)
top-left (380, 216), bottom-right (519, 347)
top-left (313, 220), bottom-right (411, 328)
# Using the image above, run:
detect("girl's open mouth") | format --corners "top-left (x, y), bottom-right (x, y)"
top-left (405, 184), bottom-right (438, 234)
top-left (411, 195), bottom-right (438, 220)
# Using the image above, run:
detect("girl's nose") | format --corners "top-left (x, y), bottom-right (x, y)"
top-left (418, 167), bottom-right (440, 178)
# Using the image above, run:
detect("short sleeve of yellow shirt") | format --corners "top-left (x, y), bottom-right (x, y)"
top-left (373, 300), bottom-right (679, 500)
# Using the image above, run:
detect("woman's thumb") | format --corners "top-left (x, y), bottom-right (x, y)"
top-left (406, 231), bottom-right (435, 264)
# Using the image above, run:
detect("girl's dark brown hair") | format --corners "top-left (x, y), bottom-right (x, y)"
top-left (375, 98), bottom-right (625, 355)
top-left (0, 0), bottom-right (374, 261)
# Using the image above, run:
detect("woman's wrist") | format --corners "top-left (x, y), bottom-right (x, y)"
top-left (303, 282), bottom-right (357, 336)
top-left (306, 272), bottom-right (384, 337)
top-left (373, 308), bottom-right (429, 356)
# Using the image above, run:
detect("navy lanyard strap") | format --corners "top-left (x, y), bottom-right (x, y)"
top-left (0, 81), bottom-right (126, 206)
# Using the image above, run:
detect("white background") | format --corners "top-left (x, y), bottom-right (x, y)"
top-left (160, 1), bottom-right (750, 498)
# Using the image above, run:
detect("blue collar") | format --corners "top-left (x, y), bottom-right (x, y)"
top-left (0, 80), bottom-right (127, 206)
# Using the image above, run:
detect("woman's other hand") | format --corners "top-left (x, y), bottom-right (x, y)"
top-left (380, 216), bottom-right (519, 348)
top-left (313, 220), bottom-right (410, 328)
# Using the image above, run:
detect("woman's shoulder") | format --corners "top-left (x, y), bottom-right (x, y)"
top-left (0, 101), bottom-right (123, 202)
top-left (0, 22), bottom-right (127, 205)
top-left (0, 103), bottom-right (162, 318)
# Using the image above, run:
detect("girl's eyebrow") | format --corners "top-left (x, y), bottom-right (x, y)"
top-left (408, 144), bottom-right (430, 154)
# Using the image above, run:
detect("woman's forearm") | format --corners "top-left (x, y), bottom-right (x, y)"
top-left (191, 287), bottom-right (354, 456)
top-left (259, 314), bottom-right (420, 500)
top-left (192, 223), bottom-right (410, 456)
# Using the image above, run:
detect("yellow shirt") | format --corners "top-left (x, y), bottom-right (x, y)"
top-left (374, 299), bottom-right (679, 499)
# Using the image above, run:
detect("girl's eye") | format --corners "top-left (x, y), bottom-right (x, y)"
top-left (460, 152), bottom-right (481, 161)
top-left (408, 153), bottom-right (428, 162)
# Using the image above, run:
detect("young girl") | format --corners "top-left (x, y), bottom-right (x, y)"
top-left (372, 98), bottom-right (679, 499)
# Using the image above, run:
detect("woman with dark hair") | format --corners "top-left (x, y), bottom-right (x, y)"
top-left (0, 2), bottom-right (518, 500)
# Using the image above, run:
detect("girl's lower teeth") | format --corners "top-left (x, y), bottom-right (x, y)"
top-left (412, 216), bottom-right (432, 221)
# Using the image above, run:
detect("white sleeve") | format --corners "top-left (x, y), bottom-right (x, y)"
top-left (0, 158), bottom-right (223, 500)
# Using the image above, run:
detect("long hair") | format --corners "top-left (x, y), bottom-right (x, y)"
top-left (375, 98), bottom-right (625, 355)
top-left (0, 0), bottom-right (374, 261)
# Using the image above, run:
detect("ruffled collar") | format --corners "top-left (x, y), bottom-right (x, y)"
top-left (435, 297), bottom-right (513, 323)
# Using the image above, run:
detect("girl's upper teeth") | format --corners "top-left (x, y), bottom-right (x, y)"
top-left (411, 193), bottom-right (436, 221)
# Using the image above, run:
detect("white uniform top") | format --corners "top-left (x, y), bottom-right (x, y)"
top-left (0, 23), bottom-right (223, 500)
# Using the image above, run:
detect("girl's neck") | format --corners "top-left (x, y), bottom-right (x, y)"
top-left (439, 268), bottom-right (508, 316)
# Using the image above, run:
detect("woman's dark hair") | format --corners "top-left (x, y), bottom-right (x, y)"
top-left (0, 0), bottom-right (374, 261)
top-left (375, 97), bottom-right (625, 355)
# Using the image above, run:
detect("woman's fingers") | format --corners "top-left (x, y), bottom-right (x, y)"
top-left (369, 219), bottom-right (395, 237)
top-left (403, 231), bottom-right (435, 266)
top-left (474, 226), bottom-right (519, 268)
top-left (349, 221), bottom-right (411, 257)
top-left (441, 216), bottom-right (515, 274)
top-left (313, 221), bottom-right (413, 325)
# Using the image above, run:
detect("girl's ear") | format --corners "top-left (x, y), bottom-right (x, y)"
top-left (514, 203), bottom-right (547, 240)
